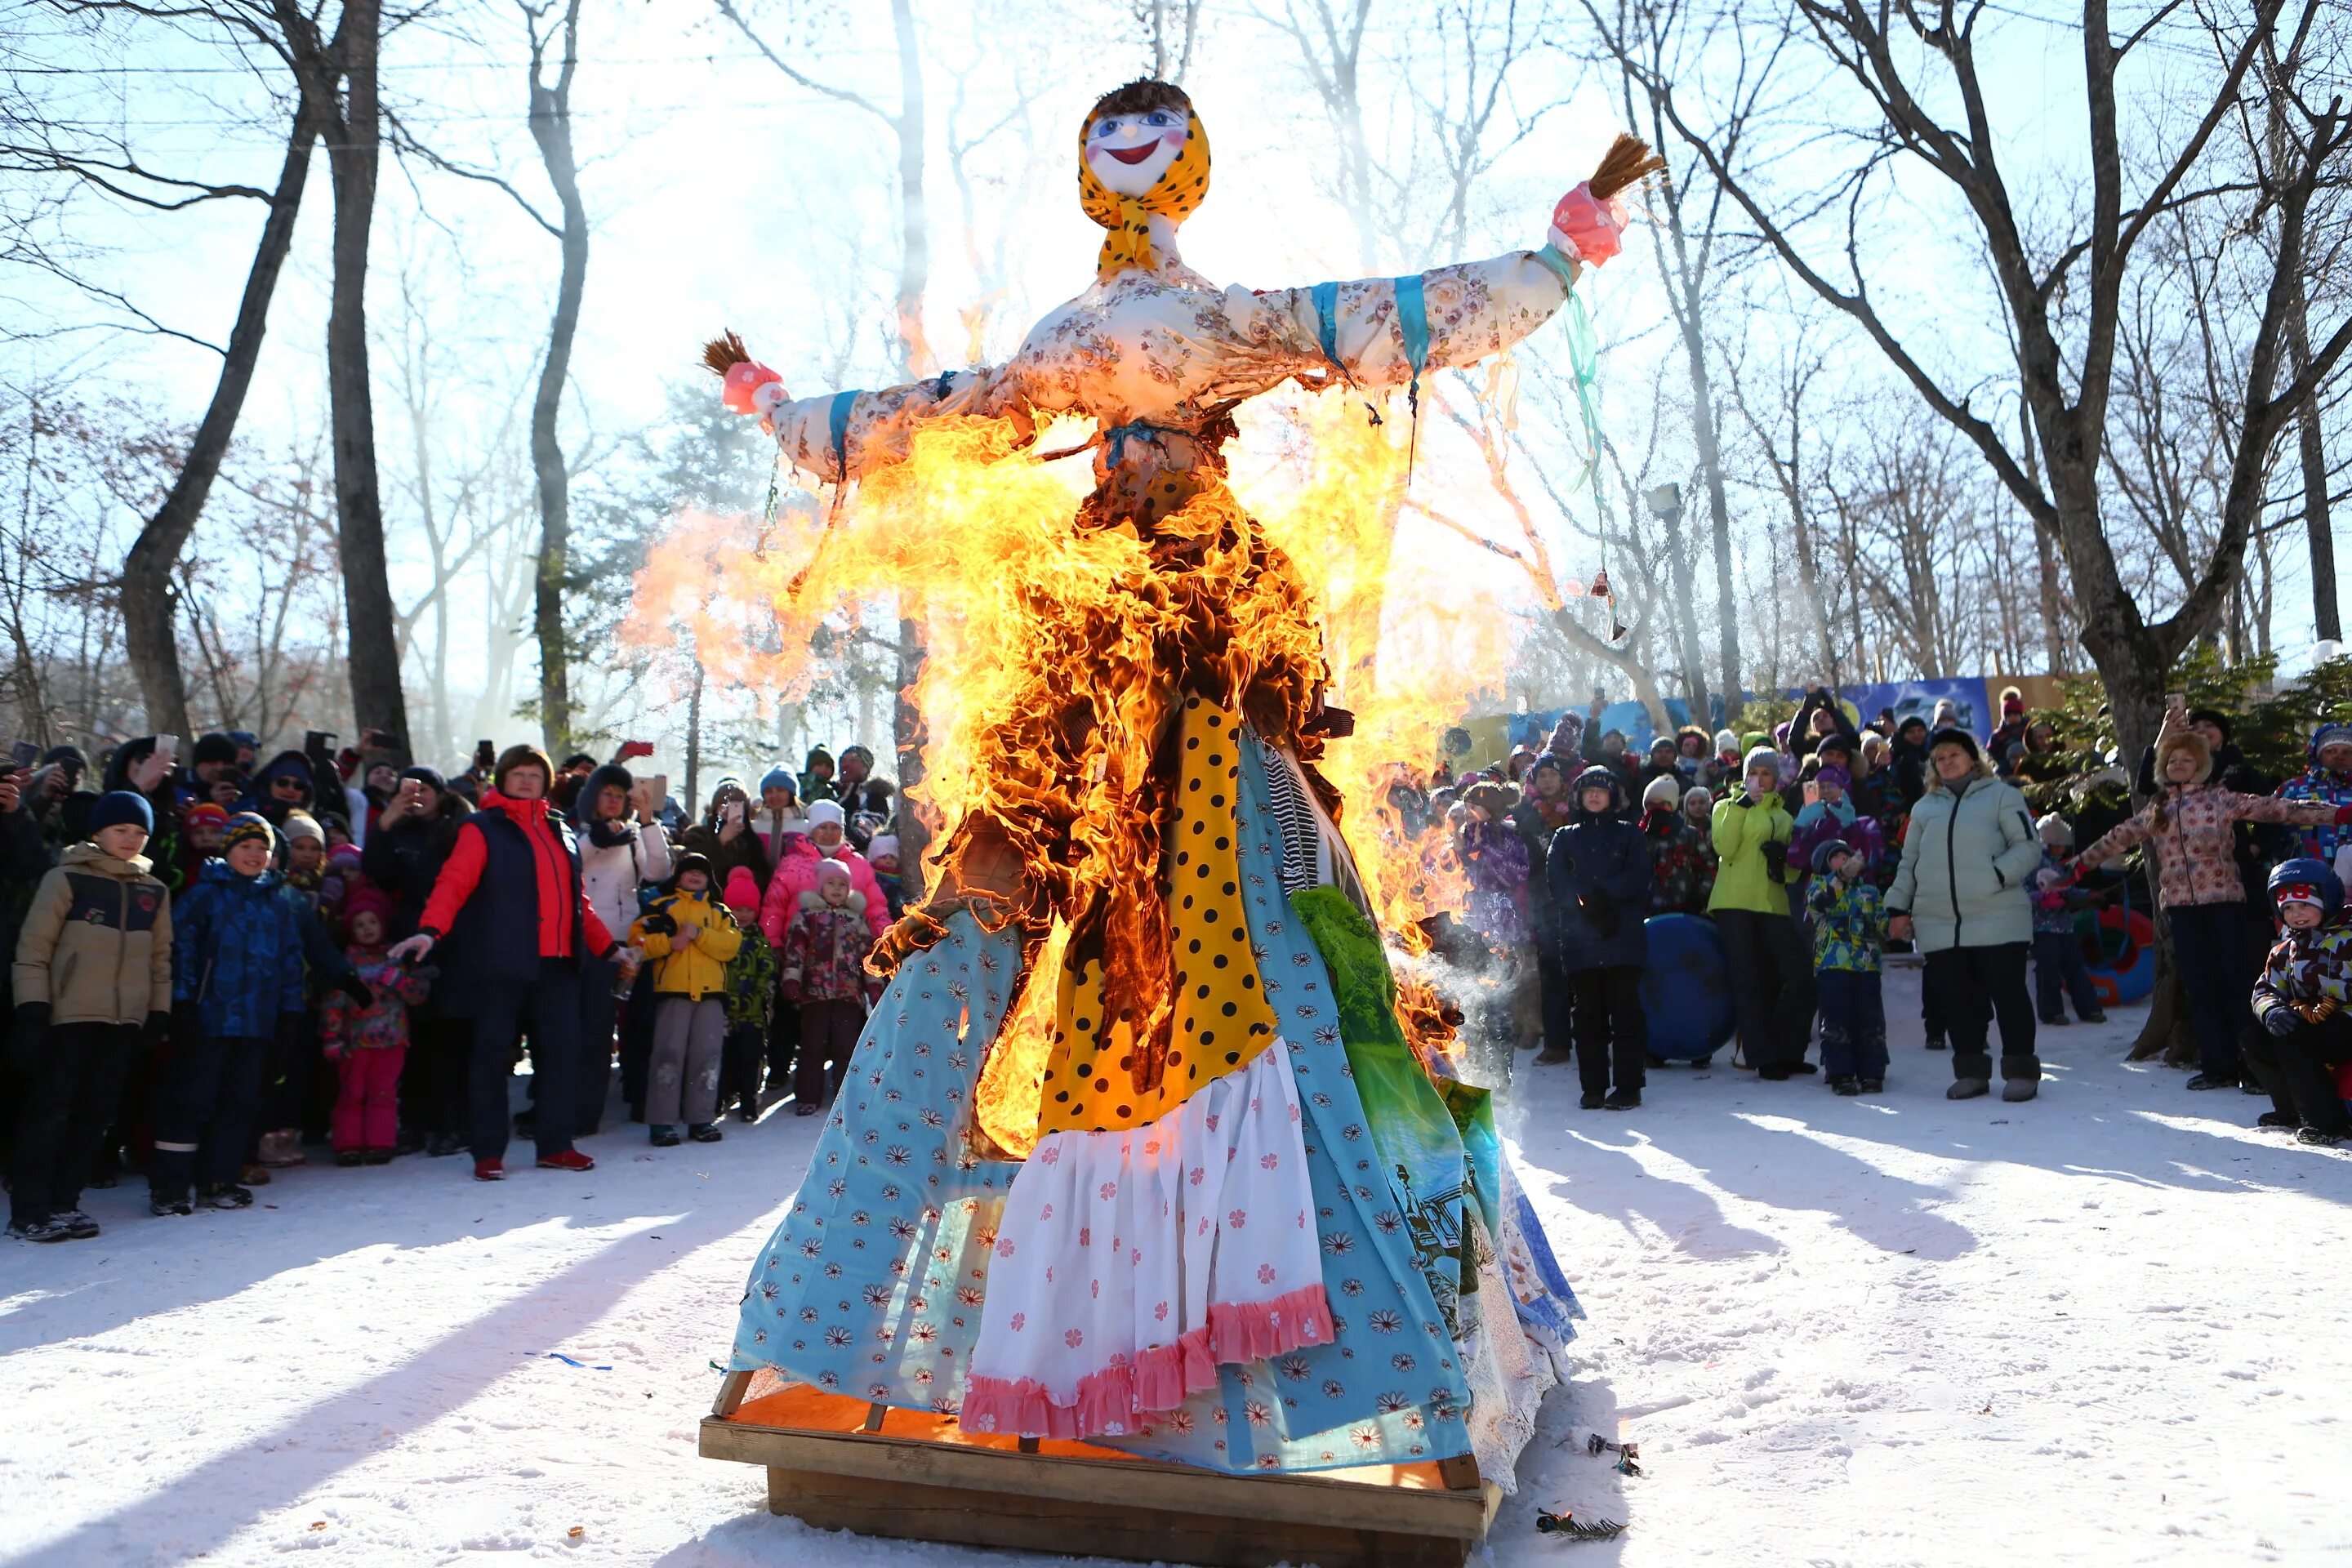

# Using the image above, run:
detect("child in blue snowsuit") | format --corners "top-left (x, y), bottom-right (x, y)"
top-left (1806, 838), bottom-right (1887, 1095)
top-left (2029, 814), bottom-right (2107, 1026)
top-left (156, 813), bottom-right (358, 1213)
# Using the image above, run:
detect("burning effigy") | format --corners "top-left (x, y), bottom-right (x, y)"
top-left (685, 79), bottom-right (1654, 1480)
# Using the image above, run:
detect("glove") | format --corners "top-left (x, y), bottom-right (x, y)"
top-left (2263, 1004), bottom-right (2299, 1038)
top-left (8, 1000), bottom-right (50, 1072)
top-left (140, 1009), bottom-right (170, 1050)
top-left (1578, 886), bottom-right (1619, 938)
top-left (1760, 840), bottom-right (1789, 884)
top-left (639, 911), bottom-right (677, 938)
top-left (334, 969), bottom-right (375, 1009)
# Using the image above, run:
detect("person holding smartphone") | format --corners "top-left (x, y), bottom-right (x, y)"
top-left (360, 767), bottom-right (474, 1156)
top-left (676, 776), bottom-right (770, 891)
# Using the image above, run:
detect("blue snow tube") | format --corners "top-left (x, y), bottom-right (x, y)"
top-left (1640, 913), bottom-right (1737, 1064)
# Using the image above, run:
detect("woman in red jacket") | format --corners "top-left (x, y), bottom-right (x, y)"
top-left (387, 745), bottom-right (618, 1181)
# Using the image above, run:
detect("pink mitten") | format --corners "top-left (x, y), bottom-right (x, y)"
top-left (1549, 181), bottom-right (1628, 265)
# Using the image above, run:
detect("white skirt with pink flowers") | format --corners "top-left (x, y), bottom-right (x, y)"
top-left (959, 1037), bottom-right (1332, 1440)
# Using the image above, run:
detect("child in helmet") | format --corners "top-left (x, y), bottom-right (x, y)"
top-left (2243, 858), bottom-right (2352, 1147)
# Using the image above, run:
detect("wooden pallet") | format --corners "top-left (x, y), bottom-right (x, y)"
top-left (701, 1371), bottom-right (1498, 1568)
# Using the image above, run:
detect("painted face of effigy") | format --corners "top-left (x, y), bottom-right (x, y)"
top-left (1086, 107), bottom-right (1189, 197)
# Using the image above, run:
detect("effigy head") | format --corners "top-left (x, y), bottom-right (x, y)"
top-left (1079, 78), bottom-right (1210, 278)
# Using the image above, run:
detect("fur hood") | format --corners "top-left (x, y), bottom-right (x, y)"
top-left (2154, 726), bottom-right (2215, 788)
top-left (795, 887), bottom-right (867, 917)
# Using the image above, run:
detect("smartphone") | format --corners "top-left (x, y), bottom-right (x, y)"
top-left (652, 773), bottom-right (670, 804)
top-left (1802, 781), bottom-right (1820, 805)
top-left (2164, 692), bottom-right (2187, 714)
top-left (474, 740), bottom-right (497, 770)
top-left (154, 733), bottom-right (179, 761)
top-left (9, 741), bottom-right (37, 768)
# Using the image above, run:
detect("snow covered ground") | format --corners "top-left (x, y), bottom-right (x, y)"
top-left (5, 963), bottom-right (2348, 1567)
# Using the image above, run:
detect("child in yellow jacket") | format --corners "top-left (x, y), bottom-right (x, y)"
top-left (629, 851), bottom-right (741, 1146)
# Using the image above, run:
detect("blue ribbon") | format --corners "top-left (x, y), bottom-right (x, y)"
top-left (1394, 272), bottom-right (1432, 478)
top-left (1311, 280), bottom-right (1343, 376)
top-left (827, 389), bottom-right (860, 483)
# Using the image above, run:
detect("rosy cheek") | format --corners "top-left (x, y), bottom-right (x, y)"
top-left (1160, 131), bottom-right (1185, 149)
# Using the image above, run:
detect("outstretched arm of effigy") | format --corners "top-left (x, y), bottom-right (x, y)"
top-left (705, 332), bottom-right (1033, 485)
top-left (763, 367), bottom-right (1036, 485)
top-left (1250, 247), bottom-right (1584, 391)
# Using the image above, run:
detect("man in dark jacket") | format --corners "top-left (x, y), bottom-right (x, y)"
top-left (360, 766), bottom-right (475, 1156)
top-left (1509, 754), bottom-right (1575, 1056)
top-left (1889, 715), bottom-right (1931, 808)
top-left (1542, 767), bottom-right (1650, 1109)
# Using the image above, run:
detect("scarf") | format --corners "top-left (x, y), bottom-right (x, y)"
top-left (1077, 108), bottom-right (1211, 279)
top-left (587, 814), bottom-right (637, 849)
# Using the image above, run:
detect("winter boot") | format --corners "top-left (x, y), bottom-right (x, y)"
top-left (363, 1150), bottom-right (393, 1165)
top-left (197, 1183), bottom-right (254, 1209)
top-left (335, 1151), bottom-right (365, 1168)
top-left (1859, 1078), bottom-right (1884, 1094)
top-left (650, 1125), bottom-right (683, 1147)
top-left (1924, 1035), bottom-right (1947, 1051)
top-left (53, 1209), bottom-right (100, 1240)
top-left (1946, 1078), bottom-right (1990, 1100)
top-left (2185, 1073), bottom-right (2240, 1091)
top-left (1829, 1076), bottom-right (1860, 1096)
top-left (257, 1129), bottom-right (305, 1168)
top-left (473, 1158), bottom-right (505, 1181)
top-left (7, 1216), bottom-right (73, 1243)
top-left (688, 1123), bottom-right (724, 1143)
top-left (1535, 1046), bottom-right (1574, 1067)
top-left (1602, 1088), bottom-right (1641, 1111)
top-left (1579, 1090), bottom-right (1606, 1110)
top-left (2256, 1111), bottom-right (2299, 1129)
top-left (2296, 1126), bottom-right (2345, 1147)
top-left (238, 1164), bottom-right (271, 1187)
top-left (793, 1102), bottom-right (822, 1117)
top-left (537, 1150), bottom-right (595, 1172)
top-left (149, 1192), bottom-right (193, 1217)
top-left (426, 1132), bottom-right (466, 1158)
top-left (2001, 1056), bottom-right (2042, 1102)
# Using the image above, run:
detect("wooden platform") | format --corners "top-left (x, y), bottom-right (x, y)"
top-left (700, 1371), bottom-right (1498, 1568)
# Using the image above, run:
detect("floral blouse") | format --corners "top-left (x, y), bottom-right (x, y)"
top-left (766, 250), bottom-right (1580, 483)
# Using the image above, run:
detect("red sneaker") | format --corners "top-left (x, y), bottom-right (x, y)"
top-left (473, 1158), bottom-right (505, 1182)
top-left (537, 1150), bottom-right (595, 1173)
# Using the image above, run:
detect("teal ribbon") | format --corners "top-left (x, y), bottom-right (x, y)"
top-left (1310, 280), bottom-right (1343, 375)
top-left (826, 389), bottom-right (860, 483)
top-left (1394, 272), bottom-right (1432, 479)
top-left (1563, 288), bottom-right (1603, 490)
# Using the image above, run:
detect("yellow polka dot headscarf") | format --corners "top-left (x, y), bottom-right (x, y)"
top-left (1078, 82), bottom-right (1211, 280)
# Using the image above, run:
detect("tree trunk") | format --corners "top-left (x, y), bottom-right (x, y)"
top-left (889, 0), bottom-right (929, 376)
top-left (1659, 497), bottom-right (1709, 719)
top-left (684, 654), bottom-right (704, 816)
top-left (324, 0), bottom-right (408, 757)
top-left (2291, 297), bottom-right (2338, 643)
top-left (528, 0), bottom-right (589, 753)
top-left (121, 106), bottom-right (318, 737)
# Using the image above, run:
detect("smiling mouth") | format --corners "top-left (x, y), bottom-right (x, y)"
top-left (1100, 143), bottom-right (1160, 165)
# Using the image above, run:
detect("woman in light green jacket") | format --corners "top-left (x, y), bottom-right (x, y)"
top-left (1708, 747), bottom-right (1816, 1077)
top-left (1886, 729), bottom-right (2042, 1102)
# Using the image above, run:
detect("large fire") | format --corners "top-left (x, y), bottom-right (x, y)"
top-left (622, 381), bottom-right (1512, 1149)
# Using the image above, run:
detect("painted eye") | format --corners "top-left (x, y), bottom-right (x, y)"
top-left (1089, 117), bottom-right (1123, 140)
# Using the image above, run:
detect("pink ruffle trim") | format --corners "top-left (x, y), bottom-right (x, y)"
top-left (960, 1284), bottom-right (1335, 1440)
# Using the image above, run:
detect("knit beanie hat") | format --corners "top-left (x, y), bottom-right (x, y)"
top-left (1928, 726), bottom-right (1981, 761)
top-left (2034, 813), bottom-right (2075, 847)
top-left (671, 851), bottom-right (715, 887)
top-left (342, 885), bottom-right (394, 927)
top-left (806, 800), bottom-right (846, 830)
top-left (866, 833), bottom-right (900, 862)
top-left (2313, 722), bottom-right (2352, 755)
top-left (1743, 746), bottom-right (1782, 782)
top-left (221, 813), bottom-right (275, 855)
top-left (1642, 774), bottom-right (1682, 810)
top-left (283, 811), bottom-right (325, 845)
top-left (815, 858), bottom-right (853, 888)
top-left (184, 802), bottom-right (229, 831)
top-left (1713, 728), bottom-right (1740, 755)
top-left (87, 790), bottom-right (154, 835)
top-left (1815, 764), bottom-right (1851, 791)
top-left (1809, 838), bottom-right (1855, 876)
top-left (723, 866), bottom-right (761, 915)
top-left (192, 733), bottom-right (240, 768)
top-left (400, 764), bottom-right (448, 794)
top-left (759, 764), bottom-right (797, 796)
top-left (327, 842), bottom-right (363, 869)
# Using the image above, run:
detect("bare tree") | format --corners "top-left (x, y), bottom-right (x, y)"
top-left (522, 0), bottom-right (588, 751)
top-left (1631, 0), bottom-right (2352, 795)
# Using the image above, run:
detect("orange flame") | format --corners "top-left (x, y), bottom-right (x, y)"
top-left (622, 383), bottom-right (1512, 1113)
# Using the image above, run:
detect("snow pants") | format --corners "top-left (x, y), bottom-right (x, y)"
top-left (1567, 964), bottom-right (1646, 1096)
top-left (1815, 968), bottom-right (1888, 1081)
top-left (1926, 942), bottom-right (2038, 1084)
top-left (2238, 1013), bottom-right (2352, 1134)
top-left (468, 959), bottom-right (581, 1163)
top-left (647, 995), bottom-right (726, 1129)
top-left (793, 998), bottom-right (866, 1106)
top-left (9, 1022), bottom-right (137, 1225)
top-left (330, 1046), bottom-right (405, 1153)
top-left (2166, 902), bottom-right (2253, 1080)
top-left (150, 1030), bottom-right (270, 1199)
top-left (402, 1013), bottom-right (472, 1141)
top-left (1716, 907), bottom-right (1815, 1069)
top-left (719, 1022), bottom-right (767, 1116)
top-left (1534, 943), bottom-right (1575, 1058)
top-left (2032, 929), bottom-right (2105, 1023)
top-left (577, 953), bottom-right (622, 1136)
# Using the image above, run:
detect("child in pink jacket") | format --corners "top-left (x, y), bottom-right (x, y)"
top-left (320, 888), bottom-right (434, 1164)
top-left (760, 799), bottom-right (889, 948)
